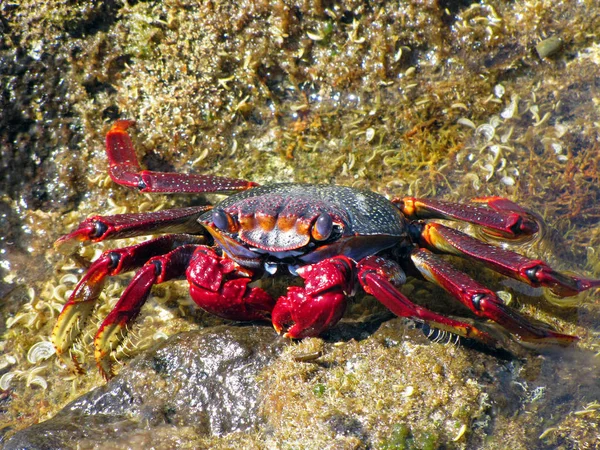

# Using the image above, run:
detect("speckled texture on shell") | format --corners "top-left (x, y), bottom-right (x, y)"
top-left (200, 183), bottom-right (408, 252)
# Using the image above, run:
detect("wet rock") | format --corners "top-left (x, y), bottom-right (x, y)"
top-left (4, 325), bottom-right (284, 450)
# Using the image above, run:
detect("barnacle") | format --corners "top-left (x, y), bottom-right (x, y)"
top-left (455, 79), bottom-right (573, 194)
top-left (0, 365), bottom-right (50, 392)
top-left (457, 118), bottom-right (476, 129)
top-left (25, 366), bottom-right (49, 390)
top-left (27, 341), bottom-right (56, 364)
top-left (0, 353), bottom-right (17, 371)
top-left (6, 287), bottom-right (52, 332)
top-left (500, 94), bottom-right (519, 119)
top-left (452, 423), bottom-right (467, 442)
top-left (0, 372), bottom-right (16, 390)
top-left (536, 36), bottom-right (563, 59)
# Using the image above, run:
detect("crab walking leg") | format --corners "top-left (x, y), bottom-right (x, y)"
top-left (94, 244), bottom-right (199, 378)
top-left (55, 206), bottom-right (211, 254)
top-left (52, 235), bottom-right (205, 366)
top-left (106, 120), bottom-right (257, 193)
top-left (418, 222), bottom-right (600, 297)
top-left (357, 255), bottom-right (497, 345)
top-left (395, 196), bottom-right (539, 239)
top-left (409, 248), bottom-right (578, 345)
top-left (272, 256), bottom-right (354, 338)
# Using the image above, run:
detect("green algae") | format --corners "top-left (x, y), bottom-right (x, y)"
top-left (380, 423), bottom-right (437, 450)
top-left (1, 0), bottom-right (600, 448)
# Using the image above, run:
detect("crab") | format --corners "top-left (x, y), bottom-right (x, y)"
top-left (52, 120), bottom-right (599, 378)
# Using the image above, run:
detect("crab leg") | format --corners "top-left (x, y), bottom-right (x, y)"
top-left (418, 222), bottom-right (600, 298)
top-left (409, 248), bottom-right (578, 345)
top-left (106, 120), bottom-right (257, 193)
top-left (357, 255), bottom-right (497, 345)
top-left (52, 234), bottom-right (204, 371)
top-left (395, 196), bottom-right (539, 239)
top-left (94, 244), bottom-right (199, 378)
top-left (55, 206), bottom-right (211, 254)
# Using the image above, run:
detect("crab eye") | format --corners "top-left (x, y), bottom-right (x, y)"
top-left (212, 208), bottom-right (237, 233)
top-left (311, 212), bottom-right (333, 241)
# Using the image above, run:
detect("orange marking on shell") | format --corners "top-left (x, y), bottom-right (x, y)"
top-left (238, 214), bottom-right (255, 231)
top-left (256, 212), bottom-right (277, 232)
top-left (276, 214), bottom-right (297, 232)
top-left (295, 219), bottom-right (311, 237)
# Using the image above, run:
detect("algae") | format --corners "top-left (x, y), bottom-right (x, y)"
top-left (1, 0), bottom-right (600, 448)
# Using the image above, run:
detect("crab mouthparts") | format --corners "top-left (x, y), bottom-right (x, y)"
top-left (203, 224), bottom-right (259, 260)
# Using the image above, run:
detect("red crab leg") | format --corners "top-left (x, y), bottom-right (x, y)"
top-left (409, 248), bottom-right (578, 345)
top-left (55, 206), bottom-right (211, 254)
top-left (272, 256), bottom-right (354, 339)
top-left (94, 244), bottom-right (200, 378)
top-left (51, 234), bottom-right (204, 371)
top-left (107, 120), bottom-right (257, 193)
top-left (418, 222), bottom-right (600, 298)
top-left (394, 196), bottom-right (539, 239)
top-left (357, 255), bottom-right (498, 345)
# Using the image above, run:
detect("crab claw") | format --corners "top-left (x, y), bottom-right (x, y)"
top-left (187, 247), bottom-right (275, 321)
top-left (272, 256), bottom-right (354, 338)
top-left (272, 287), bottom-right (347, 338)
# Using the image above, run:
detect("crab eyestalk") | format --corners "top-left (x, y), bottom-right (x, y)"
top-left (311, 212), bottom-right (334, 241)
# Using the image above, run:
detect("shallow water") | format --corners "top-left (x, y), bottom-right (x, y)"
top-left (1, 1), bottom-right (599, 448)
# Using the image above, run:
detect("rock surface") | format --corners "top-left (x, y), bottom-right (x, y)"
top-left (4, 326), bottom-right (284, 449)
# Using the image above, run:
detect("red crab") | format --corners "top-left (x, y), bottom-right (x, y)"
top-left (52, 120), bottom-right (599, 378)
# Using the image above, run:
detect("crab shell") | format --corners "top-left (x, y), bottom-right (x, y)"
top-left (199, 183), bottom-right (411, 271)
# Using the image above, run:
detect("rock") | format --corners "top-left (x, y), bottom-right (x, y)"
top-left (4, 325), bottom-right (284, 450)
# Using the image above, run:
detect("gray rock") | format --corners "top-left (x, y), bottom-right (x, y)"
top-left (4, 325), bottom-right (284, 450)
